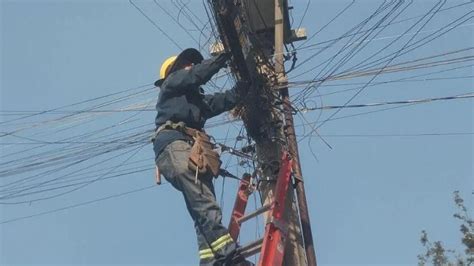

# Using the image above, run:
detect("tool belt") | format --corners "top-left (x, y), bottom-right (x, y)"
top-left (155, 121), bottom-right (222, 177)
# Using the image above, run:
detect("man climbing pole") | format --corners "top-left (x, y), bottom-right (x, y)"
top-left (152, 48), bottom-right (248, 266)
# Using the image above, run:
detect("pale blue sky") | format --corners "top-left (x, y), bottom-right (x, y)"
top-left (1, 1), bottom-right (473, 265)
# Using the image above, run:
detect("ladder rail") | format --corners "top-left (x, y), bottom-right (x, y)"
top-left (228, 151), bottom-right (293, 266)
top-left (258, 152), bottom-right (292, 266)
top-left (229, 173), bottom-right (252, 241)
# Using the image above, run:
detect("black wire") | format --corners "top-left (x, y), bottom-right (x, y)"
top-left (296, 0), bottom-right (355, 49)
top-left (0, 124), bottom-right (149, 181)
top-left (0, 161), bottom-right (152, 195)
top-left (1, 87), bottom-right (155, 136)
top-left (0, 185), bottom-right (158, 225)
top-left (0, 122), bottom-right (151, 168)
top-left (328, 47), bottom-right (474, 82)
top-left (176, 0), bottom-right (206, 26)
top-left (0, 106), bottom-right (153, 176)
top-left (303, 132), bottom-right (474, 138)
top-left (296, 0), bottom-right (311, 32)
top-left (337, 11), bottom-right (473, 78)
top-left (287, 56), bottom-right (474, 90)
top-left (301, 92), bottom-right (474, 111)
top-left (293, 0), bottom-right (442, 101)
top-left (314, 74), bottom-right (474, 98)
top-left (0, 84), bottom-right (154, 126)
top-left (0, 141), bottom-right (149, 205)
top-left (290, 1), bottom-right (403, 83)
top-left (153, 0), bottom-right (200, 45)
top-left (297, 1), bottom-right (473, 51)
top-left (291, 1), bottom-right (402, 104)
top-left (314, 1), bottom-right (448, 131)
top-left (297, 93), bottom-right (472, 143)
top-left (0, 167), bottom-right (153, 202)
top-left (293, 1), bottom-right (406, 103)
top-left (129, 0), bottom-right (183, 49)
top-left (296, 1), bottom-right (457, 147)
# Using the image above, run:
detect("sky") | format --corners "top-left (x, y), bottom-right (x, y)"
top-left (1, 0), bottom-right (473, 265)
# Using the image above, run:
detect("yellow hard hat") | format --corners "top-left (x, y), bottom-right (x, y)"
top-left (154, 48), bottom-right (204, 87)
top-left (155, 56), bottom-right (177, 87)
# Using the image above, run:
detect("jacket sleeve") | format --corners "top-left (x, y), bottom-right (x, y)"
top-left (164, 53), bottom-right (229, 92)
top-left (203, 81), bottom-right (248, 119)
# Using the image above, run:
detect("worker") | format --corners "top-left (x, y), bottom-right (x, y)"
top-left (152, 48), bottom-right (248, 265)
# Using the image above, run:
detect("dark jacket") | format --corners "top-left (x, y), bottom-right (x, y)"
top-left (153, 53), bottom-right (239, 160)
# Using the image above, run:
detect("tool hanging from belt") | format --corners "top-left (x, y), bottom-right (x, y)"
top-left (187, 130), bottom-right (221, 178)
top-left (154, 121), bottom-right (222, 182)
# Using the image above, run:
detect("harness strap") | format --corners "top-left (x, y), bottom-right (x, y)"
top-left (153, 121), bottom-right (221, 177)
top-left (152, 121), bottom-right (202, 141)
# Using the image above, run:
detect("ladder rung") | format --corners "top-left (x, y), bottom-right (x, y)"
top-left (237, 203), bottom-right (272, 224)
top-left (238, 238), bottom-right (264, 258)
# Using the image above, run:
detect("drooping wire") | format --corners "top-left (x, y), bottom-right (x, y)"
top-left (129, 0), bottom-right (183, 49)
top-left (0, 184), bottom-right (158, 225)
top-left (299, 1), bottom-right (450, 134)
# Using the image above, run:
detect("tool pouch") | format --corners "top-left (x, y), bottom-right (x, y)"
top-left (188, 131), bottom-right (222, 177)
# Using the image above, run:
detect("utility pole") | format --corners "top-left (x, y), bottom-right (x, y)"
top-left (210, 1), bottom-right (316, 264)
top-left (274, 0), bottom-right (317, 265)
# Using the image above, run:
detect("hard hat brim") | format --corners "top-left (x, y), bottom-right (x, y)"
top-left (154, 78), bottom-right (165, 87)
top-left (155, 48), bottom-right (204, 87)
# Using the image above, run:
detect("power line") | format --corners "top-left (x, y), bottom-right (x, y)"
top-left (297, 1), bottom-right (474, 50)
top-left (0, 167), bottom-right (153, 203)
top-left (298, 92), bottom-right (474, 111)
top-left (152, 0), bottom-right (200, 45)
top-left (335, 12), bottom-right (474, 81)
top-left (295, 0), bottom-right (311, 31)
top-left (291, 1), bottom-right (414, 103)
top-left (310, 1), bottom-right (451, 132)
top-left (290, 1), bottom-right (412, 81)
top-left (289, 1), bottom-right (473, 106)
top-left (296, 92), bottom-right (473, 144)
top-left (305, 132), bottom-right (474, 138)
top-left (282, 49), bottom-right (474, 90)
top-left (2, 1), bottom-right (471, 228)
top-left (0, 84), bottom-right (154, 125)
top-left (0, 142), bottom-right (149, 204)
top-left (0, 109), bottom-right (155, 115)
top-left (129, 0), bottom-right (183, 49)
top-left (295, 0), bottom-right (355, 50)
top-left (0, 185), bottom-right (158, 225)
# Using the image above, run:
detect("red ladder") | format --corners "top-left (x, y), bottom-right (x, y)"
top-left (228, 151), bottom-right (293, 266)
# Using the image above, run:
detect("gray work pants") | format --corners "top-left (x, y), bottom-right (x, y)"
top-left (156, 140), bottom-right (237, 265)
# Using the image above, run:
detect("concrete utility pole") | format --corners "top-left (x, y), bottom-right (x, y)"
top-left (210, 0), bottom-right (316, 264)
top-left (274, 0), bottom-right (317, 265)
